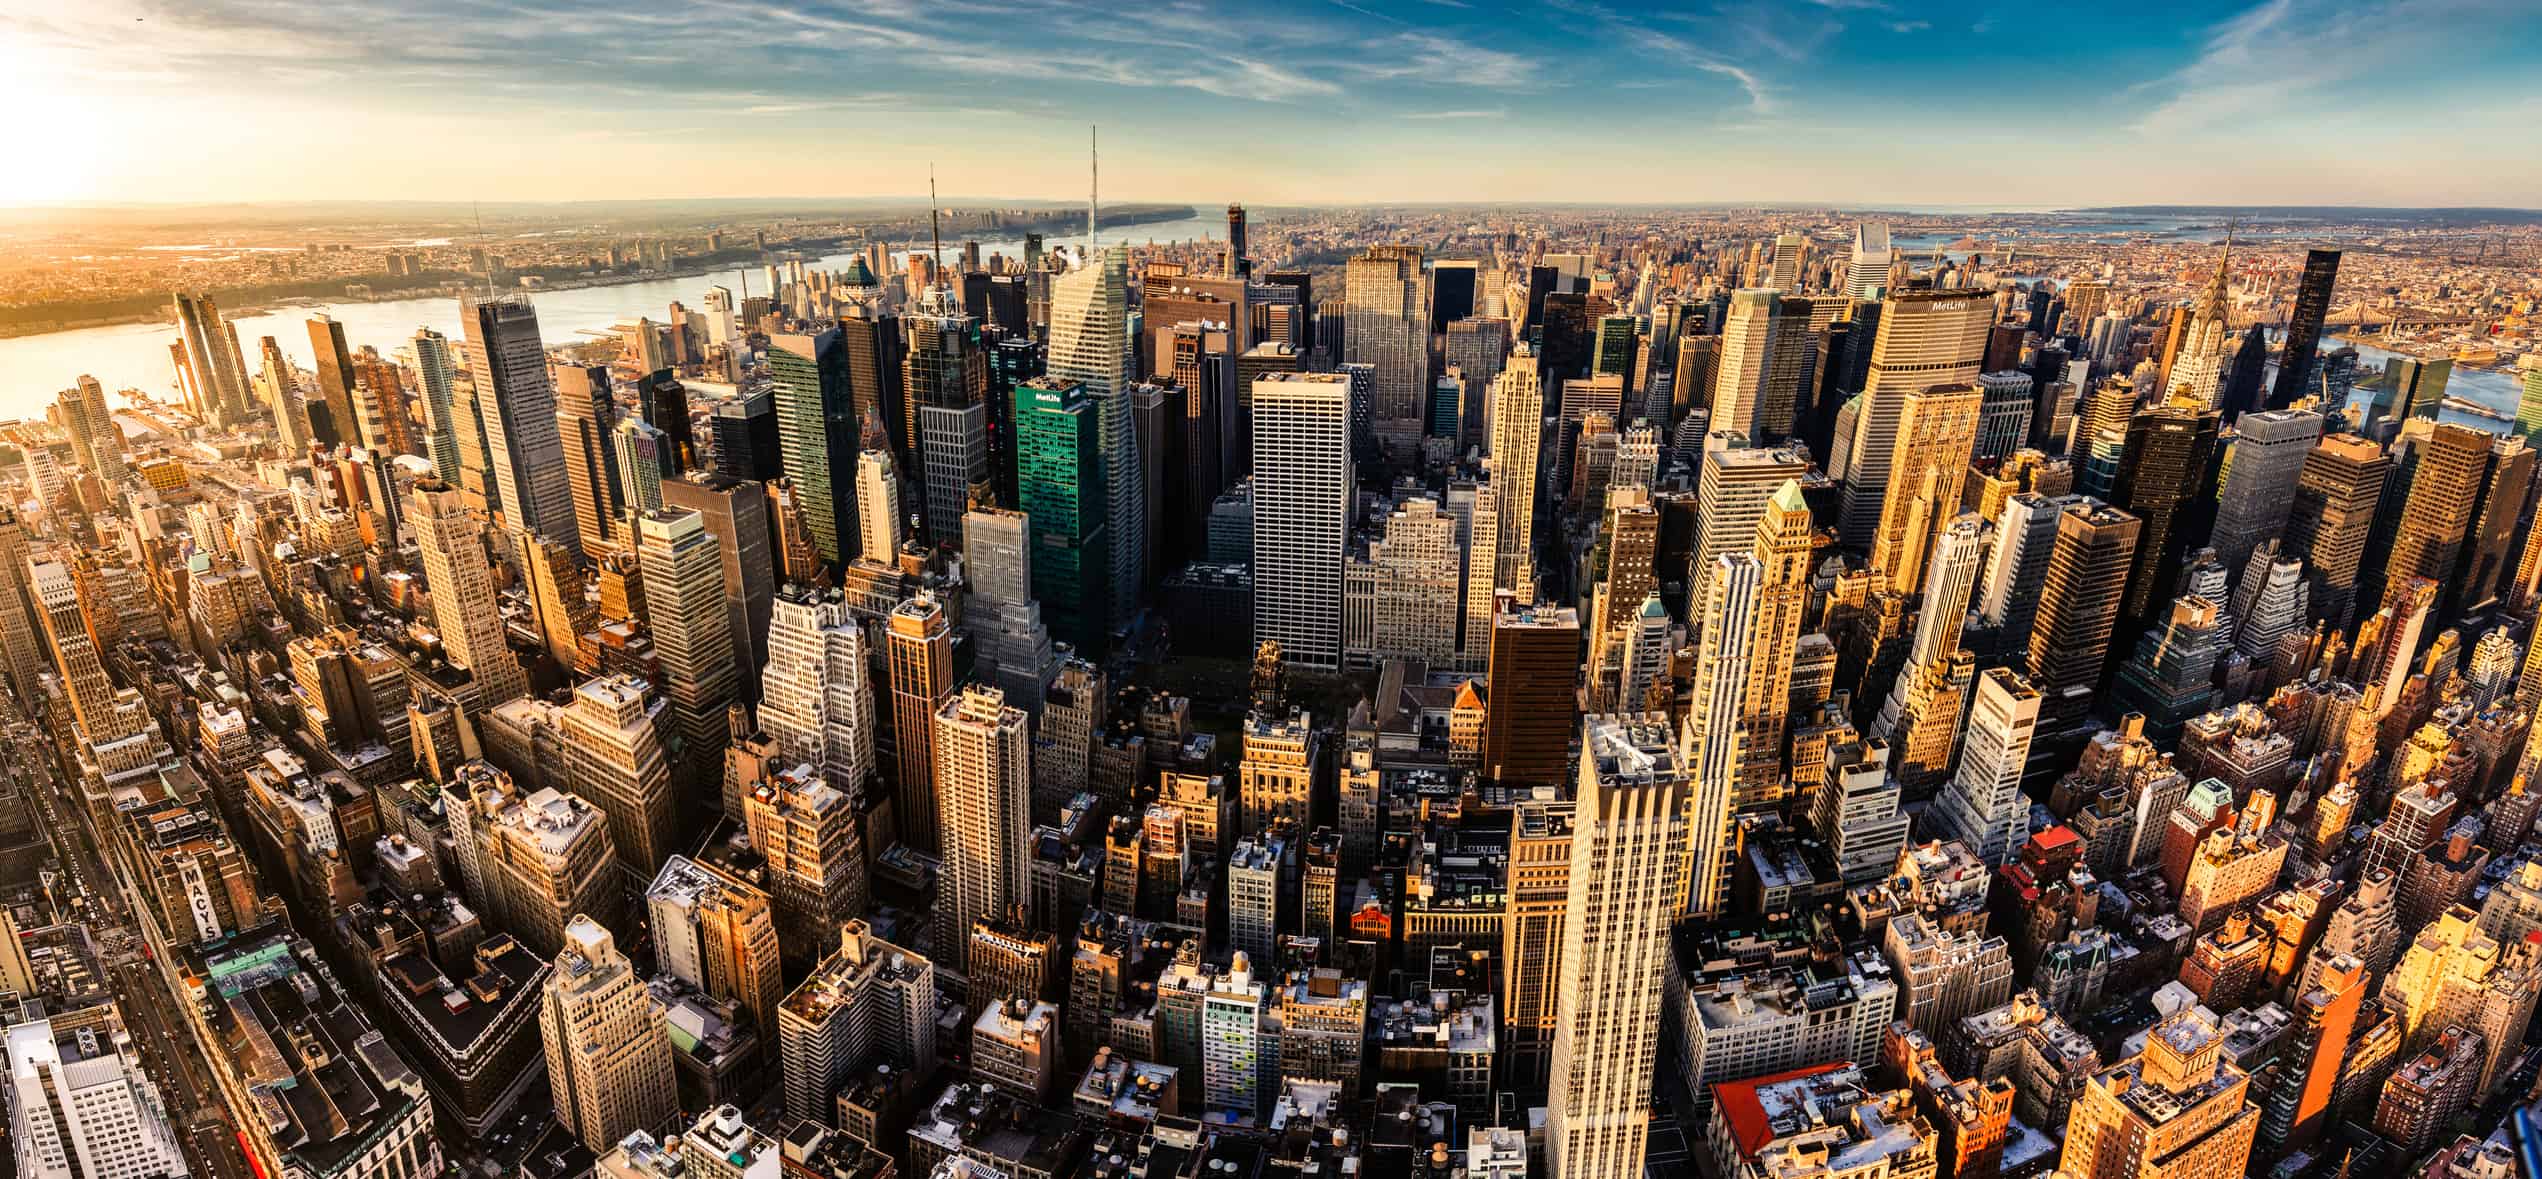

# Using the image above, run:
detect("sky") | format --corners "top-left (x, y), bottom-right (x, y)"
top-left (7, 0), bottom-right (2540, 209)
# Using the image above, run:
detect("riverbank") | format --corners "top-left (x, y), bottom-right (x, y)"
top-left (0, 204), bottom-right (1203, 341)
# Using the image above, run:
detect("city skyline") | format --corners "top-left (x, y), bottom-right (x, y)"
top-left (8, 0), bottom-right (2542, 208)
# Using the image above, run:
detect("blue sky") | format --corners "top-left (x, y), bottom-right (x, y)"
top-left (8, 0), bottom-right (2538, 207)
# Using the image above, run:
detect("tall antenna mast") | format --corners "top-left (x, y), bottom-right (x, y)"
top-left (929, 164), bottom-right (944, 275)
top-left (473, 200), bottom-right (495, 300)
top-left (1088, 124), bottom-right (1099, 251)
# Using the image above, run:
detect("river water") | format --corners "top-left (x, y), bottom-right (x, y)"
top-left (0, 215), bottom-right (1223, 420)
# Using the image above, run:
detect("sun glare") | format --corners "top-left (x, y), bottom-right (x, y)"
top-left (5, 41), bottom-right (111, 205)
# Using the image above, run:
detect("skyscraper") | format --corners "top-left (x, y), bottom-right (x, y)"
top-left (885, 596), bottom-right (953, 853)
top-left (414, 327), bottom-right (465, 485)
top-left (767, 328), bottom-right (859, 571)
top-left (6, 1013), bottom-right (190, 1179)
top-left (632, 508), bottom-right (738, 783)
top-left (2162, 244), bottom-right (2237, 411)
top-left (1047, 246), bottom-right (1142, 631)
top-left (554, 362), bottom-right (624, 554)
top-left (645, 854), bottom-right (785, 1034)
top-left (1846, 222), bottom-right (1894, 299)
top-left (2111, 403), bottom-right (2219, 624)
top-left (2060, 1009), bottom-right (2259, 1179)
top-left (902, 291), bottom-right (992, 544)
top-left (2269, 249), bottom-right (2341, 410)
top-left (615, 418), bottom-right (668, 515)
top-left (171, 291), bottom-right (252, 425)
top-left (411, 479), bottom-right (528, 708)
top-left (1480, 597), bottom-right (1581, 789)
top-left (307, 313), bottom-right (362, 448)
top-left (1682, 555), bottom-right (1760, 918)
top-left (1013, 377), bottom-right (1109, 654)
top-left (2283, 433), bottom-right (2388, 627)
top-left (1709, 290), bottom-right (1814, 443)
top-left (1489, 349), bottom-right (1545, 590)
top-left (1546, 714), bottom-right (1689, 1179)
top-left (758, 586), bottom-right (876, 795)
top-left (2206, 409), bottom-right (2322, 578)
top-left (465, 295), bottom-right (580, 551)
top-left (933, 686), bottom-right (1032, 976)
top-left (855, 449), bottom-right (902, 561)
top-left (2383, 421), bottom-right (2491, 616)
top-left (1734, 481), bottom-right (1814, 808)
top-left (1867, 383), bottom-right (1983, 596)
top-left (1251, 373), bottom-right (1354, 670)
top-left (540, 916), bottom-right (679, 1154)
top-left (662, 474), bottom-right (776, 683)
top-left (1929, 667), bottom-right (2042, 865)
top-left (1838, 290), bottom-right (1994, 548)
top-left (1344, 245), bottom-right (1427, 448)
top-left (2027, 502), bottom-right (2141, 738)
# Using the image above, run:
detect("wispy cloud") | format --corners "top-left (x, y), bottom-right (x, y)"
top-left (2134, 0), bottom-right (2523, 136)
top-left (1403, 108), bottom-right (1506, 120)
top-left (1548, 0), bottom-right (1781, 113)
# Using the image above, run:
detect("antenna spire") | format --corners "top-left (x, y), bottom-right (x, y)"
top-left (1088, 124), bottom-right (1099, 251)
top-left (929, 164), bottom-right (944, 275)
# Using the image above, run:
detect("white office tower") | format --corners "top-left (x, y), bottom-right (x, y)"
top-left (1461, 483), bottom-right (1502, 669)
top-left (1696, 440), bottom-right (1808, 567)
top-left (1814, 737), bottom-right (1908, 883)
top-left (933, 686), bottom-right (1031, 977)
top-left (1929, 668), bottom-right (2043, 865)
top-left (2229, 543), bottom-right (2310, 665)
top-left (1681, 555), bottom-right (1760, 919)
top-left (1348, 497), bottom-right (1461, 669)
top-left (463, 294), bottom-right (580, 553)
top-left (615, 417), bottom-right (667, 514)
top-left (1767, 233), bottom-right (1806, 291)
top-left (2206, 409), bottom-right (2323, 578)
top-left (1874, 514), bottom-right (1988, 739)
top-left (1838, 291), bottom-right (1993, 549)
top-left (1620, 595), bottom-right (1669, 709)
top-left (411, 480), bottom-right (528, 708)
top-left (542, 917), bottom-right (679, 1154)
top-left (1047, 246), bottom-right (1141, 630)
top-left (856, 449), bottom-right (902, 559)
top-left (6, 1017), bottom-right (189, 1179)
top-left (962, 508), bottom-right (1055, 713)
top-left (1977, 493), bottom-right (2080, 646)
top-left (1846, 222), bottom-right (1894, 299)
top-left (1251, 373), bottom-right (1355, 670)
top-left (2469, 628), bottom-right (2520, 710)
top-left (701, 285), bottom-right (737, 349)
top-left (1548, 715), bottom-right (1691, 1179)
top-left (759, 586), bottom-right (876, 792)
top-left (1203, 955), bottom-right (1270, 1120)
top-left (1344, 245), bottom-right (1428, 449)
top-left (1488, 350), bottom-right (1545, 591)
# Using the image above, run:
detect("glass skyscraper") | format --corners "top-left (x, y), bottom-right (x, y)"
top-left (1013, 377), bottom-right (1109, 655)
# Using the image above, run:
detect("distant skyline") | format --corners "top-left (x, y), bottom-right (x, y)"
top-left (9, 0), bottom-right (2539, 208)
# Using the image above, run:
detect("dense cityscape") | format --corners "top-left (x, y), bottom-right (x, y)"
top-left (3, 178), bottom-right (2542, 1179)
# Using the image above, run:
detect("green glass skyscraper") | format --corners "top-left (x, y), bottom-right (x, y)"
top-left (1014, 376), bottom-right (1109, 655)
top-left (768, 329), bottom-right (858, 570)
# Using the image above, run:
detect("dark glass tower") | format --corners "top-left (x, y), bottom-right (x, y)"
top-left (767, 328), bottom-right (858, 570)
top-left (2268, 248), bottom-right (2341, 410)
top-left (1014, 377), bottom-right (1109, 654)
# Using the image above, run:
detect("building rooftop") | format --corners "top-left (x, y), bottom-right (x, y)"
top-left (182, 929), bottom-right (431, 1176)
